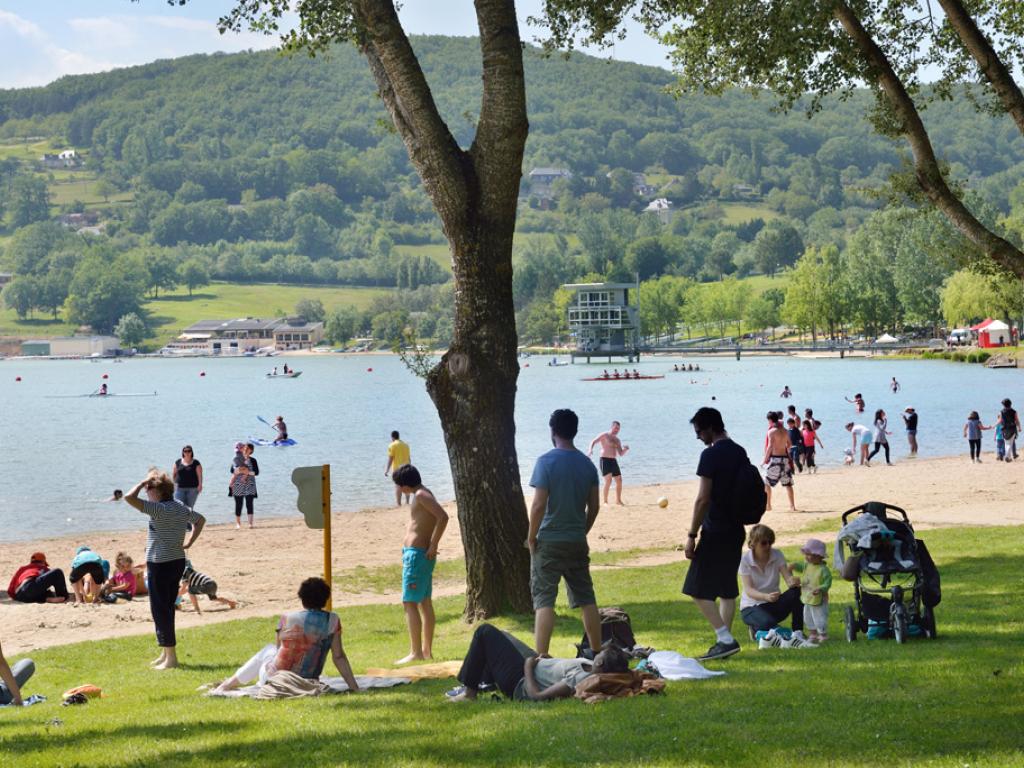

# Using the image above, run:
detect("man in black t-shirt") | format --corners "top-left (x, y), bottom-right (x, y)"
top-left (999, 398), bottom-right (1020, 461)
top-left (683, 407), bottom-right (746, 661)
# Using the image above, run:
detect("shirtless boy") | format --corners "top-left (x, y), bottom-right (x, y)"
top-left (588, 421), bottom-right (630, 505)
top-left (763, 412), bottom-right (796, 511)
top-left (393, 464), bottom-right (449, 665)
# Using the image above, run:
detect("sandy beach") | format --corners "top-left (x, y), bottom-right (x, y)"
top-left (3, 454), bottom-right (1022, 655)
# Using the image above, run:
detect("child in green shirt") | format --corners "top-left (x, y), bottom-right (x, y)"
top-left (796, 538), bottom-right (832, 643)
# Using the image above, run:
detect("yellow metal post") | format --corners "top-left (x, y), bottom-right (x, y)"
top-left (322, 463), bottom-right (332, 610)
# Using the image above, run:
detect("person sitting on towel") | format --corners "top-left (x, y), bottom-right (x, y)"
top-left (213, 577), bottom-right (359, 693)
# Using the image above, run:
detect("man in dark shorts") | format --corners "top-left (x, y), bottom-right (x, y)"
top-left (683, 407), bottom-right (747, 661)
top-left (999, 398), bottom-right (1020, 461)
top-left (528, 409), bottom-right (602, 657)
top-left (588, 421), bottom-right (630, 505)
top-left (902, 407), bottom-right (918, 456)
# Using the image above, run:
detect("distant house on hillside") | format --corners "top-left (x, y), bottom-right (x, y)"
top-left (528, 167), bottom-right (572, 199)
top-left (632, 173), bottom-right (656, 197)
top-left (0, 273), bottom-right (13, 289)
top-left (59, 211), bottom-right (100, 230)
top-left (732, 183), bottom-right (760, 198)
top-left (40, 149), bottom-right (80, 169)
top-left (643, 197), bottom-right (675, 224)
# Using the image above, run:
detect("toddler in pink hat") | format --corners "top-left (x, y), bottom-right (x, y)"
top-left (798, 538), bottom-right (832, 643)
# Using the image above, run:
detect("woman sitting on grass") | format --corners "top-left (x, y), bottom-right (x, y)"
top-left (739, 525), bottom-right (814, 648)
top-left (448, 623), bottom-right (628, 702)
top-left (213, 577), bottom-right (359, 694)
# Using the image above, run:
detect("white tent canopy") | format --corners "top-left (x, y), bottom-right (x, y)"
top-left (982, 320), bottom-right (1010, 331)
top-left (875, 333), bottom-right (899, 344)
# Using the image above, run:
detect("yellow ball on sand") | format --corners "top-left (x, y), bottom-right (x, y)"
top-left (657, 497), bottom-right (669, 508)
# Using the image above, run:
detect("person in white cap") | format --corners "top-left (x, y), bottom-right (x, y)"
top-left (797, 538), bottom-right (832, 643)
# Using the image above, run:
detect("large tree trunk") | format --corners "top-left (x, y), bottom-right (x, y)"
top-left (833, 0), bottom-right (1024, 277)
top-left (938, 0), bottom-right (1024, 136)
top-left (354, 0), bottom-right (532, 617)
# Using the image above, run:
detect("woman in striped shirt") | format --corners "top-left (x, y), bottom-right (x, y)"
top-left (123, 469), bottom-right (205, 670)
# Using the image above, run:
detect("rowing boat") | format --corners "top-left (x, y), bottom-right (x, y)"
top-left (45, 392), bottom-right (158, 398)
top-left (581, 375), bottom-right (665, 381)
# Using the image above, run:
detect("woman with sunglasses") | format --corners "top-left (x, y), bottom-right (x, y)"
top-left (172, 445), bottom-right (203, 511)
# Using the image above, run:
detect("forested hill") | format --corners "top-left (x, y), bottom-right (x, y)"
top-left (3, 36), bottom-right (1023, 202)
top-left (2, 36), bottom-right (1024, 342)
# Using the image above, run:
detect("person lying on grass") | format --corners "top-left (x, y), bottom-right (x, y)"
top-left (448, 623), bottom-right (628, 703)
top-left (213, 577), bottom-right (359, 694)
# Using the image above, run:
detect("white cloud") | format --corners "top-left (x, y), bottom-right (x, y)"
top-left (0, 10), bottom-right (117, 87)
top-left (67, 17), bottom-right (135, 48)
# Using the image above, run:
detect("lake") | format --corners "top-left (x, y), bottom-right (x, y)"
top-left (1, 353), bottom-right (1019, 542)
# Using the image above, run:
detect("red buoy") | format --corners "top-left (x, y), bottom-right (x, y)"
top-left (200, 371), bottom-right (206, 377)
top-left (15, 376), bottom-right (21, 382)
top-left (102, 374), bottom-right (109, 379)
top-left (367, 367), bottom-right (373, 372)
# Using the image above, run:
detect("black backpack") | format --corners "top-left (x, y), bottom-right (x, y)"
top-left (732, 455), bottom-right (768, 525)
top-left (576, 607), bottom-right (636, 657)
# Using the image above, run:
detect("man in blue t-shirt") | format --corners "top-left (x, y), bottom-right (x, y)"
top-left (528, 409), bottom-right (602, 657)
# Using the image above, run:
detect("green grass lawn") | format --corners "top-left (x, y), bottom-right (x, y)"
top-left (4, 525), bottom-right (1022, 767)
top-left (718, 202), bottom-right (783, 225)
top-left (48, 175), bottom-right (134, 207)
top-left (0, 282), bottom-right (392, 349)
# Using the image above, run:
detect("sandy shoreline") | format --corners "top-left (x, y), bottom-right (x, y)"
top-left (3, 454), bottom-right (1022, 655)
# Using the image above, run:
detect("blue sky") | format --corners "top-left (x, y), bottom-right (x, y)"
top-left (0, 1), bottom-right (671, 89)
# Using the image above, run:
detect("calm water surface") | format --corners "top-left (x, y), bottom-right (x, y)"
top-left (0, 354), bottom-right (1018, 542)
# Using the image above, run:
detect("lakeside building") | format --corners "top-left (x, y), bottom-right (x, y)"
top-left (562, 282), bottom-right (640, 363)
top-left (164, 317), bottom-right (325, 355)
top-left (21, 336), bottom-right (121, 357)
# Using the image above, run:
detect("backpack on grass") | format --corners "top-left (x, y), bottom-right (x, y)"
top-left (576, 607), bottom-right (637, 658)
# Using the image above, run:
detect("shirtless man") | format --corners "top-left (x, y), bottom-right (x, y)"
top-left (589, 421), bottom-right (630, 505)
top-left (846, 393), bottom-right (866, 413)
top-left (763, 412), bottom-right (796, 511)
top-left (393, 464), bottom-right (448, 665)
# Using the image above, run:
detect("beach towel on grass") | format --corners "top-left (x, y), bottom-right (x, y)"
top-left (574, 671), bottom-right (665, 704)
top-left (363, 660), bottom-right (463, 680)
top-left (646, 651), bottom-right (726, 681)
top-left (208, 674), bottom-right (410, 699)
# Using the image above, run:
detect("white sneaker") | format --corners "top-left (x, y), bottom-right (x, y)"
top-left (758, 629), bottom-right (792, 649)
top-left (788, 631), bottom-right (817, 649)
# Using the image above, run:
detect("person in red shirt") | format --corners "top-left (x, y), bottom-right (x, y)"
top-left (7, 552), bottom-right (69, 603)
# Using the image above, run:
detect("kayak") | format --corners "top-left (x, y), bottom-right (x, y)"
top-left (266, 371), bottom-right (302, 378)
top-left (45, 392), bottom-right (158, 398)
top-left (248, 437), bottom-right (298, 447)
top-left (581, 376), bottom-right (665, 381)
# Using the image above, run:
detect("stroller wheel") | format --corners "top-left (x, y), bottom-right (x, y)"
top-left (922, 605), bottom-right (937, 639)
top-left (891, 603), bottom-right (909, 644)
top-left (844, 606), bottom-right (857, 642)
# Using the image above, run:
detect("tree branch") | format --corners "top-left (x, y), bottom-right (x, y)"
top-left (472, 0), bottom-right (529, 211)
top-left (352, 0), bottom-right (468, 234)
top-left (936, 0), bottom-right (1024, 136)
top-left (832, 0), bottom-right (1024, 277)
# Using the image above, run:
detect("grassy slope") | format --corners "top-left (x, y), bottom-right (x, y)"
top-left (4, 526), bottom-right (1023, 767)
top-left (0, 282), bottom-right (391, 348)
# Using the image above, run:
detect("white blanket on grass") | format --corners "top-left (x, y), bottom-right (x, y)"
top-left (208, 675), bottom-right (411, 698)
top-left (647, 651), bottom-right (726, 680)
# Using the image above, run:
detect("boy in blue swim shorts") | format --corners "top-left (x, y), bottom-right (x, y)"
top-left (393, 464), bottom-right (449, 665)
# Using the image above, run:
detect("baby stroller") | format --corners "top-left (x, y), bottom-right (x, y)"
top-left (838, 502), bottom-right (940, 644)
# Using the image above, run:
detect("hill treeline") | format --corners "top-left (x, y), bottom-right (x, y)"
top-left (1, 36), bottom-right (1024, 338)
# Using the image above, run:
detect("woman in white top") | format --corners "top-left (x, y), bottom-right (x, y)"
top-left (738, 525), bottom-right (806, 639)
